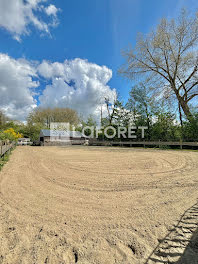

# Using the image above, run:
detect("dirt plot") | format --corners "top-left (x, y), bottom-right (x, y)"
top-left (0, 146), bottom-right (198, 264)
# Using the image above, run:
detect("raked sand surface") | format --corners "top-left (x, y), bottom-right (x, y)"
top-left (0, 146), bottom-right (198, 264)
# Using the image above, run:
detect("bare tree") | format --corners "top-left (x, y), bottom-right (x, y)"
top-left (120, 9), bottom-right (198, 123)
top-left (28, 108), bottom-right (80, 127)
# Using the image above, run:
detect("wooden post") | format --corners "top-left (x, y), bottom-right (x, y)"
top-left (180, 139), bottom-right (183, 150)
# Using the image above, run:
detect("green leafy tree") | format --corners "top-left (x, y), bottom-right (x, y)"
top-left (182, 112), bottom-right (198, 141)
top-left (126, 82), bottom-right (158, 139)
top-left (19, 123), bottom-right (43, 142)
top-left (151, 111), bottom-right (180, 141)
top-left (0, 111), bottom-right (9, 128)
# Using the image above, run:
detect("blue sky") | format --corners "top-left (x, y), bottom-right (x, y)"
top-left (0, 0), bottom-right (197, 120)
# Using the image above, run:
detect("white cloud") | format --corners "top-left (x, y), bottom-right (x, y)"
top-left (0, 55), bottom-right (116, 121)
top-left (0, 54), bottom-right (38, 120)
top-left (0, 0), bottom-right (59, 41)
top-left (38, 58), bottom-right (117, 120)
top-left (45, 4), bottom-right (58, 16)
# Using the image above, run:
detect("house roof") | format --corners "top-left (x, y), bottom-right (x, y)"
top-left (40, 129), bottom-right (87, 138)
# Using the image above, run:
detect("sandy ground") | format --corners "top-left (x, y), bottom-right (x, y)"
top-left (0, 146), bottom-right (198, 264)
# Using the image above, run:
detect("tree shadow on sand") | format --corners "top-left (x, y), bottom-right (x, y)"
top-left (145, 202), bottom-right (198, 264)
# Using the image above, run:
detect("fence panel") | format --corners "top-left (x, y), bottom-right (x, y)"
top-left (89, 140), bottom-right (198, 148)
top-left (0, 142), bottom-right (15, 157)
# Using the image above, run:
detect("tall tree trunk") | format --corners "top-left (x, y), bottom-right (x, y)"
top-left (178, 102), bottom-right (183, 140)
top-left (179, 98), bottom-right (194, 123)
top-left (145, 105), bottom-right (151, 140)
top-left (173, 86), bottom-right (194, 124)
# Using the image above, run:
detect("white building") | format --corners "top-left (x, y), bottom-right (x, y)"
top-left (18, 138), bottom-right (32, 146)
